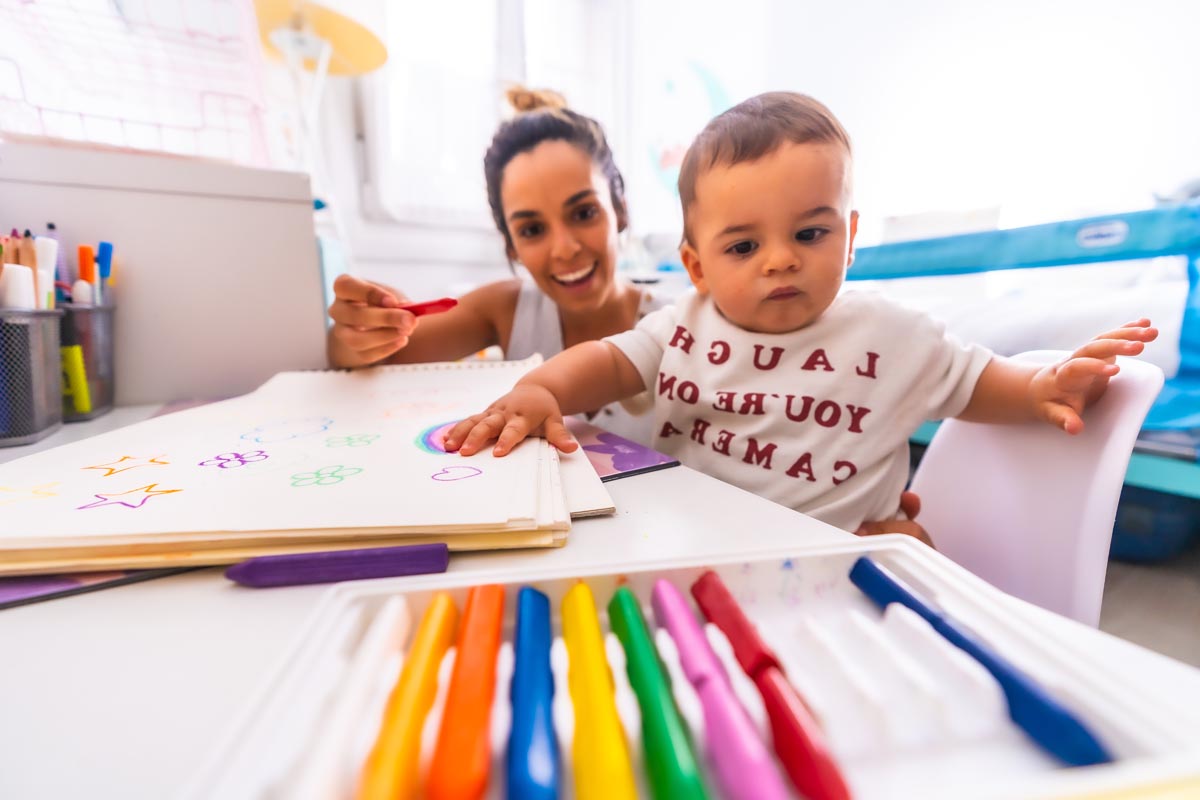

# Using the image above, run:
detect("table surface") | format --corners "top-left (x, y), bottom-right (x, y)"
top-left (1, 409), bottom-right (1198, 799)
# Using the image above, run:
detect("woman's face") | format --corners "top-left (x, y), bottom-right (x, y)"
top-left (500, 140), bottom-right (624, 313)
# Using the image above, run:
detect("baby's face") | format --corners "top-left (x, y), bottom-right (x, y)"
top-left (680, 141), bottom-right (857, 334)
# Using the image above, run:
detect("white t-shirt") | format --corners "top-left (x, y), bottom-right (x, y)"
top-left (605, 289), bottom-right (993, 531)
top-left (506, 278), bottom-right (670, 445)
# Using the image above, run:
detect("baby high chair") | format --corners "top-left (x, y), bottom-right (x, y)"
top-left (908, 350), bottom-right (1165, 626)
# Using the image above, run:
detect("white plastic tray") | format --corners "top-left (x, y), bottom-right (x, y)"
top-left (182, 535), bottom-right (1200, 799)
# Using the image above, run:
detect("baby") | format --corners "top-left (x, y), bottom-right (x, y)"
top-left (446, 92), bottom-right (1156, 535)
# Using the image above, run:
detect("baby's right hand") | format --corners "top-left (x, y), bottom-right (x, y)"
top-left (327, 274), bottom-right (418, 367)
top-left (445, 384), bottom-right (578, 457)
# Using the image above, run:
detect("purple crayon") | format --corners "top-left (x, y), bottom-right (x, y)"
top-left (225, 542), bottom-right (449, 588)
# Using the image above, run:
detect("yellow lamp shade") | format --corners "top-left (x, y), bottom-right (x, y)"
top-left (255, 0), bottom-right (387, 76)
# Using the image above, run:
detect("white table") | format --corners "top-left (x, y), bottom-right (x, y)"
top-left (1, 412), bottom-right (1198, 800)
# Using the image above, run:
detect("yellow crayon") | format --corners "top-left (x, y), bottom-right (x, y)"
top-left (562, 582), bottom-right (637, 800)
top-left (356, 591), bottom-right (458, 800)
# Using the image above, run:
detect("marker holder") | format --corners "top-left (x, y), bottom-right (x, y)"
top-left (60, 303), bottom-right (115, 422)
top-left (0, 308), bottom-right (64, 447)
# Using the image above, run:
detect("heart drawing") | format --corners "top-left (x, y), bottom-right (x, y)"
top-left (430, 466), bottom-right (483, 482)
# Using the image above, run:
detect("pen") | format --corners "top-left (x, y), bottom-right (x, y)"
top-left (507, 586), bottom-right (561, 800)
top-left (400, 297), bottom-right (458, 316)
top-left (427, 584), bottom-right (505, 800)
top-left (78, 245), bottom-right (97, 304)
top-left (848, 556), bottom-right (1113, 767)
top-left (652, 579), bottom-right (789, 800)
top-left (224, 542), bottom-right (449, 587)
top-left (561, 582), bottom-right (637, 800)
top-left (357, 592), bottom-right (458, 800)
top-left (690, 570), bottom-right (851, 800)
top-left (607, 585), bottom-right (708, 800)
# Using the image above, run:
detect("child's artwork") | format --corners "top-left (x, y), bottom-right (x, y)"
top-left (565, 417), bottom-right (679, 481)
top-left (0, 359), bottom-right (586, 575)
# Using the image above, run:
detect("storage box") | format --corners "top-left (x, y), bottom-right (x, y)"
top-left (1110, 484), bottom-right (1200, 562)
top-left (183, 537), bottom-right (1200, 799)
top-left (0, 308), bottom-right (63, 447)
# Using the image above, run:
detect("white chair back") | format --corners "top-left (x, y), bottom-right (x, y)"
top-left (909, 350), bottom-right (1164, 625)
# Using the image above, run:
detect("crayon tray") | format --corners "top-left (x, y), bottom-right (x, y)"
top-left (185, 536), bottom-right (1200, 799)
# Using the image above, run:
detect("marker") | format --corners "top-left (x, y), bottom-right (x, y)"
top-left (96, 242), bottom-right (114, 284)
top-left (357, 592), bottom-right (458, 800)
top-left (427, 584), bottom-right (505, 800)
top-left (849, 556), bottom-right (1113, 767)
top-left (78, 244), bottom-right (100, 305)
top-left (34, 237), bottom-right (58, 309)
top-left (561, 582), bottom-right (636, 800)
top-left (400, 297), bottom-right (458, 316)
top-left (607, 585), bottom-right (708, 800)
top-left (691, 571), bottom-right (851, 800)
top-left (224, 542), bottom-right (449, 587)
top-left (507, 587), bottom-right (560, 800)
top-left (652, 579), bottom-right (789, 800)
top-left (60, 320), bottom-right (93, 415)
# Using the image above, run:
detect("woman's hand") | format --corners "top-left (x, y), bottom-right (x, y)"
top-left (855, 491), bottom-right (934, 547)
top-left (327, 275), bottom-right (418, 368)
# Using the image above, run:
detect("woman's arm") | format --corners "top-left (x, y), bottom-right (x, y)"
top-left (326, 275), bottom-right (519, 368)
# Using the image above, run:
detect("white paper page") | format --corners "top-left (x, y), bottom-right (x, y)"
top-left (0, 359), bottom-right (558, 547)
top-left (558, 447), bottom-right (615, 518)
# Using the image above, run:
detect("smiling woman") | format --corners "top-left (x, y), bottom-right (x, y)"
top-left (326, 87), bottom-right (670, 444)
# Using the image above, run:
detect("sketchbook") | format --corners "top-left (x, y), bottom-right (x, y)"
top-left (0, 358), bottom-right (611, 575)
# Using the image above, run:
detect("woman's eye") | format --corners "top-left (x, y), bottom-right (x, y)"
top-left (796, 228), bottom-right (827, 243)
top-left (518, 222), bottom-right (545, 238)
top-left (727, 240), bottom-right (757, 256)
top-left (573, 204), bottom-right (599, 222)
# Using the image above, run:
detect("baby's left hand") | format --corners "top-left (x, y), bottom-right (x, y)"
top-left (1031, 318), bottom-right (1158, 434)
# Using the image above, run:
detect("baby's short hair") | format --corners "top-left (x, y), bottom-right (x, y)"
top-left (678, 92), bottom-right (852, 243)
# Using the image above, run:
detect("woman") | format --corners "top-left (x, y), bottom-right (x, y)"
top-left (327, 87), bottom-right (666, 443)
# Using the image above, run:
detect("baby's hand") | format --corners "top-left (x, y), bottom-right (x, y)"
top-left (444, 384), bottom-right (578, 457)
top-left (1031, 318), bottom-right (1158, 434)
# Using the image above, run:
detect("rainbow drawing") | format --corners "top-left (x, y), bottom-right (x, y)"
top-left (415, 421), bottom-right (459, 454)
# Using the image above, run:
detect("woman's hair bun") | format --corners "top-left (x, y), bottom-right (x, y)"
top-left (506, 85), bottom-right (568, 113)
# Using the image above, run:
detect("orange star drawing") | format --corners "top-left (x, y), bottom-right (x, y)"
top-left (77, 484), bottom-right (182, 510)
top-left (83, 455), bottom-right (170, 477)
top-left (0, 482), bottom-right (60, 507)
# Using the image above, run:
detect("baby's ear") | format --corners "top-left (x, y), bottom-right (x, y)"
top-left (680, 242), bottom-right (708, 294)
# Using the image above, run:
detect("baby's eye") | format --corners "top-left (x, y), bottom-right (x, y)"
top-left (518, 222), bottom-right (545, 239)
top-left (573, 204), bottom-right (600, 222)
top-left (726, 240), bottom-right (757, 256)
top-left (795, 227), bottom-right (828, 243)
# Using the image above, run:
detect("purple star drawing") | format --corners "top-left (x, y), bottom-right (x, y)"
top-left (77, 484), bottom-right (182, 510)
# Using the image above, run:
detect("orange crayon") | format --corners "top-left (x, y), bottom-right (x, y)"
top-left (426, 584), bottom-right (505, 800)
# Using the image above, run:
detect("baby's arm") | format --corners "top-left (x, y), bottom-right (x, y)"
top-left (445, 341), bottom-right (647, 457)
top-left (957, 319), bottom-right (1158, 433)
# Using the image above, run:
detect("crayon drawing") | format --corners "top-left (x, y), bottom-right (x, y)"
top-left (198, 451), bottom-right (269, 469)
top-left (241, 417), bottom-right (333, 444)
top-left (290, 466), bottom-right (364, 487)
top-left (83, 455), bottom-right (170, 477)
top-left (78, 484), bottom-right (182, 510)
top-left (0, 482), bottom-right (59, 507)
top-left (415, 421), bottom-right (459, 454)
top-left (431, 466), bottom-right (483, 482)
top-left (325, 434), bottom-right (380, 448)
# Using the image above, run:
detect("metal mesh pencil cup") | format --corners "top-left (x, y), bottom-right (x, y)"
top-left (60, 303), bottom-right (115, 422)
top-left (0, 308), bottom-right (64, 447)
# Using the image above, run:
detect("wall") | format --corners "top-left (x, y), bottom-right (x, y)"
top-left (764, 0), bottom-right (1200, 243)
